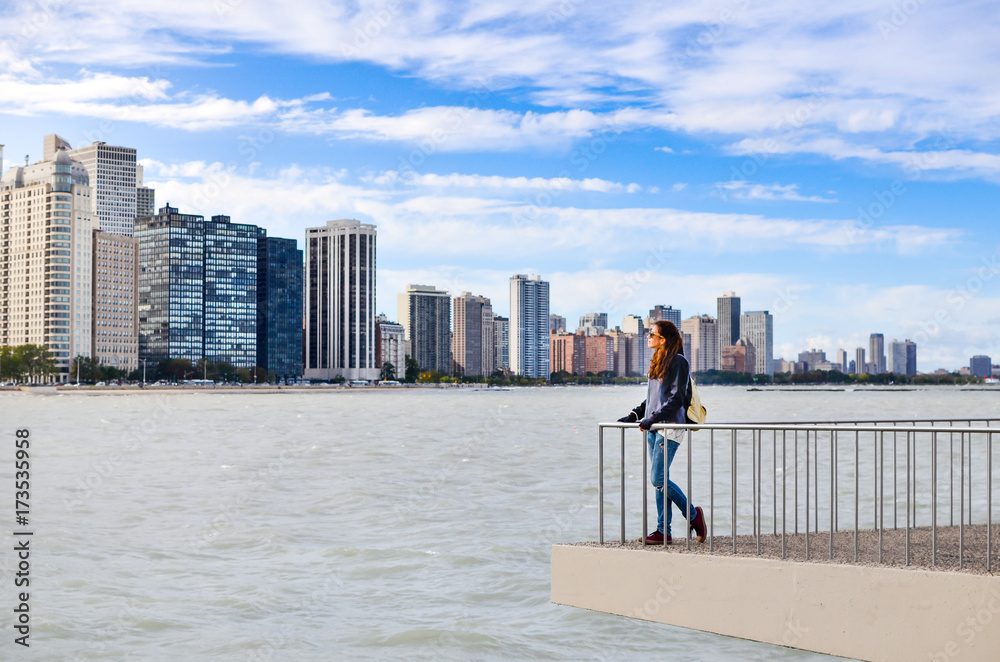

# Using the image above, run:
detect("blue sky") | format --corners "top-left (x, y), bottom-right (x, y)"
top-left (2, 0), bottom-right (1000, 371)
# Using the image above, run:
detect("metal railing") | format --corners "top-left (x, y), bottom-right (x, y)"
top-left (597, 419), bottom-right (1000, 572)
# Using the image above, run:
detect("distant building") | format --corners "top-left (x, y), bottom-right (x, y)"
top-left (493, 315), bottom-right (509, 373)
top-left (398, 284), bottom-right (451, 374)
top-left (510, 274), bottom-right (550, 378)
top-left (1, 147), bottom-right (94, 380)
top-left (549, 314), bottom-right (566, 334)
top-left (970, 355), bottom-right (992, 379)
top-left (585, 334), bottom-right (614, 374)
top-left (453, 292), bottom-right (494, 377)
top-left (578, 312), bottom-right (607, 336)
top-left (136, 205), bottom-right (259, 368)
top-left (681, 315), bottom-right (718, 373)
top-left (136, 164), bottom-right (155, 218)
top-left (649, 305), bottom-right (681, 326)
top-left (741, 311), bottom-right (773, 376)
top-left (304, 219), bottom-right (378, 381)
top-left (550, 332), bottom-right (586, 376)
top-left (375, 314), bottom-right (406, 379)
top-left (889, 339), bottom-right (917, 376)
top-left (870, 333), bottom-right (886, 374)
top-left (45, 134), bottom-right (139, 236)
top-left (836, 349), bottom-right (848, 373)
top-left (798, 349), bottom-right (827, 371)
top-left (717, 292), bottom-right (740, 369)
top-left (92, 230), bottom-right (138, 375)
top-left (722, 337), bottom-right (755, 374)
top-left (854, 348), bottom-right (866, 375)
top-left (257, 235), bottom-right (303, 380)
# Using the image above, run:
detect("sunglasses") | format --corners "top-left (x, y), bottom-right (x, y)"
top-left (649, 333), bottom-right (663, 339)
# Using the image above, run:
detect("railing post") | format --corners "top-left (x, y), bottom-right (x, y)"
top-left (782, 429), bottom-right (786, 559)
top-left (710, 429), bottom-right (715, 551)
top-left (906, 430), bottom-right (911, 566)
top-left (620, 427), bottom-right (626, 545)
top-left (732, 429), bottom-right (737, 555)
top-left (599, 425), bottom-right (604, 545)
top-left (989, 432), bottom-right (993, 573)
top-left (960, 431), bottom-right (964, 570)
top-left (642, 425), bottom-right (647, 545)
top-left (805, 429), bottom-right (810, 560)
top-left (686, 427), bottom-right (692, 550)
top-left (830, 430), bottom-right (835, 561)
top-left (932, 430), bottom-right (937, 567)
top-left (854, 430), bottom-right (859, 563)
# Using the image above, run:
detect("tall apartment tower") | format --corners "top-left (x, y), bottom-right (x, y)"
top-left (92, 230), bottom-right (139, 374)
top-left (740, 311), bottom-right (774, 376)
top-left (493, 315), bottom-right (510, 373)
top-left (0, 149), bottom-right (94, 380)
top-left (44, 134), bottom-right (140, 236)
top-left (257, 235), bottom-right (304, 381)
top-left (510, 274), bottom-right (550, 378)
top-left (549, 314), bottom-right (566, 334)
top-left (869, 333), bottom-right (886, 374)
top-left (397, 284), bottom-right (451, 374)
top-left (680, 315), bottom-right (718, 373)
top-left (836, 348), bottom-right (848, 373)
top-left (304, 219), bottom-right (378, 381)
top-left (136, 206), bottom-right (260, 368)
top-left (717, 292), bottom-right (740, 369)
top-left (649, 305), bottom-right (681, 326)
top-left (453, 292), bottom-right (494, 377)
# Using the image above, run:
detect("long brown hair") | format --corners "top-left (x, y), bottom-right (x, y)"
top-left (648, 320), bottom-right (684, 381)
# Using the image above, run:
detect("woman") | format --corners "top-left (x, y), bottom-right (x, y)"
top-left (618, 320), bottom-right (706, 545)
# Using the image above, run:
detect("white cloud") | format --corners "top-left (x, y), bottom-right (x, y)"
top-left (365, 170), bottom-right (641, 193)
top-left (714, 180), bottom-right (837, 203)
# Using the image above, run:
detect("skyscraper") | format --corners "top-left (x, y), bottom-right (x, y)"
top-left (304, 219), bottom-right (378, 381)
top-left (717, 292), bottom-right (740, 368)
top-left (453, 292), bottom-right (494, 377)
top-left (136, 164), bottom-right (155, 218)
top-left (136, 205), bottom-right (262, 369)
top-left (257, 235), bottom-right (304, 380)
top-left (680, 315), bottom-right (718, 373)
top-left (398, 284), bottom-right (451, 374)
top-left (549, 314), bottom-right (566, 334)
top-left (970, 355), bottom-right (992, 379)
top-left (889, 339), bottom-right (917, 376)
top-left (375, 314), bottom-right (406, 379)
top-left (836, 348), bottom-right (848, 373)
top-left (740, 311), bottom-right (774, 376)
top-left (45, 134), bottom-right (141, 236)
top-left (855, 347), bottom-right (866, 375)
top-left (510, 274), bottom-right (550, 378)
top-left (869, 333), bottom-right (886, 374)
top-left (1, 148), bottom-right (94, 380)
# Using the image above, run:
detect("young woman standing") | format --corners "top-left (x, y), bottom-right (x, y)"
top-left (618, 320), bottom-right (706, 544)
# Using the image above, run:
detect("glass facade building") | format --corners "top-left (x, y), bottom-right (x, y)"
top-left (257, 234), bottom-right (303, 380)
top-left (137, 206), bottom-right (266, 369)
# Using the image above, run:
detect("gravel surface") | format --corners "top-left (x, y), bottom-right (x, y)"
top-left (580, 524), bottom-right (1000, 574)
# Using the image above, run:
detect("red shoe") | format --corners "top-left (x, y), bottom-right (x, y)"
top-left (690, 506), bottom-right (707, 543)
top-left (642, 530), bottom-right (672, 545)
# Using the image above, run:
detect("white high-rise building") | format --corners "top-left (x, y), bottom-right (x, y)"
top-left (304, 219), bottom-right (378, 381)
top-left (92, 230), bottom-right (138, 374)
top-left (836, 348), bottom-right (848, 373)
top-left (680, 315), bottom-right (718, 373)
top-left (510, 274), bottom-right (550, 378)
top-left (740, 311), bottom-right (774, 376)
top-left (1, 148), bottom-right (94, 381)
top-left (44, 134), bottom-right (139, 236)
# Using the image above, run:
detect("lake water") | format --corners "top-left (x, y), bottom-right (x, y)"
top-left (1, 385), bottom-right (998, 660)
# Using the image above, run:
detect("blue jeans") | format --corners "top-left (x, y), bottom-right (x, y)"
top-left (647, 431), bottom-right (695, 535)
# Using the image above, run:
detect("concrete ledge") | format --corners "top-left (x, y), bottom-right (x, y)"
top-left (551, 544), bottom-right (1000, 662)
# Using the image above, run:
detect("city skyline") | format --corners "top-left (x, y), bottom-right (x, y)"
top-left (2, 3), bottom-right (1000, 371)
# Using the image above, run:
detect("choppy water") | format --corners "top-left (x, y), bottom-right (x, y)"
top-left (1, 385), bottom-right (998, 660)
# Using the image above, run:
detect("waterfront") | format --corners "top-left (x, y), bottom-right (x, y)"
top-left (2, 386), bottom-right (999, 660)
